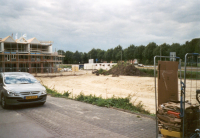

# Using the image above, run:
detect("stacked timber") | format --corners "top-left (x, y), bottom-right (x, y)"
top-left (157, 102), bottom-right (199, 137)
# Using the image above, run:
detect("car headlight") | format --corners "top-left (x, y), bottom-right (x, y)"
top-left (4, 86), bottom-right (19, 96)
top-left (7, 91), bottom-right (19, 96)
top-left (8, 91), bottom-right (14, 95)
top-left (41, 90), bottom-right (47, 94)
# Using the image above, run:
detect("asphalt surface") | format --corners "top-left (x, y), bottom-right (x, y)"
top-left (0, 96), bottom-right (156, 138)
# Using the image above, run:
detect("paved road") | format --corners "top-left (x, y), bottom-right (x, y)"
top-left (0, 96), bottom-right (156, 138)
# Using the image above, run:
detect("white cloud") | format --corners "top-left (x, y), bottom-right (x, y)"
top-left (0, 0), bottom-right (200, 52)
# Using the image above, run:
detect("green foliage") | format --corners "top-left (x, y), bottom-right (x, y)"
top-left (59, 64), bottom-right (71, 68)
top-left (88, 48), bottom-right (98, 61)
top-left (57, 50), bottom-right (65, 55)
top-left (81, 52), bottom-right (88, 64)
top-left (63, 91), bottom-right (71, 98)
top-left (124, 44), bottom-right (135, 61)
top-left (73, 94), bottom-right (151, 114)
top-left (62, 38), bottom-right (200, 65)
top-left (143, 42), bottom-right (157, 65)
top-left (45, 86), bottom-right (63, 97)
top-left (134, 45), bottom-right (145, 63)
top-left (97, 49), bottom-right (105, 62)
top-left (64, 51), bottom-right (74, 64)
top-left (113, 45), bottom-right (123, 62)
top-left (139, 69), bottom-right (200, 79)
top-left (104, 48), bottom-right (114, 63)
top-left (73, 50), bottom-right (82, 64)
top-left (139, 69), bottom-right (154, 77)
top-left (45, 85), bottom-right (151, 115)
top-left (45, 86), bottom-right (72, 98)
top-left (98, 69), bottom-right (105, 74)
top-left (178, 71), bottom-right (200, 80)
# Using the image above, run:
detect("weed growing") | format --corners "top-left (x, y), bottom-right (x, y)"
top-left (45, 86), bottom-right (63, 97)
top-left (45, 86), bottom-right (151, 115)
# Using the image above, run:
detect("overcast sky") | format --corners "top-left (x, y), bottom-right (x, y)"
top-left (0, 0), bottom-right (200, 52)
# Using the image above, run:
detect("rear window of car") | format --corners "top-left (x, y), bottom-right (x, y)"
top-left (4, 75), bottom-right (38, 84)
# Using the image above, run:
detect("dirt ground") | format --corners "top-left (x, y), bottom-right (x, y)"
top-left (36, 70), bottom-right (200, 114)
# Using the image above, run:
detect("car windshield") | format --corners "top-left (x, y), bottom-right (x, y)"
top-left (4, 75), bottom-right (38, 84)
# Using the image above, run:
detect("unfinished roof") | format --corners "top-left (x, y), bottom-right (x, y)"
top-left (16, 36), bottom-right (28, 43)
top-left (1, 36), bottom-right (16, 43)
top-left (27, 37), bottom-right (40, 44)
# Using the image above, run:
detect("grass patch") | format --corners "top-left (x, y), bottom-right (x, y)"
top-left (182, 71), bottom-right (200, 80)
top-left (74, 93), bottom-right (151, 114)
top-left (45, 86), bottom-right (63, 97)
top-left (45, 86), bottom-right (151, 115)
top-left (45, 86), bottom-right (71, 98)
top-left (139, 69), bottom-right (200, 79)
top-left (139, 69), bottom-right (154, 77)
top-left (59, 64), bottom-right (72, 68)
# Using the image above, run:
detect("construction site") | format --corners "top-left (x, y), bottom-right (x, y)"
top-left (37, 54), bottom-right (200, 138)
top-left (1, 35), bottom-right (200, 137)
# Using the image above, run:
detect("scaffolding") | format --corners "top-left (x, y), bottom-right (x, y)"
top-left (0, 36), bottom-right (64, 76)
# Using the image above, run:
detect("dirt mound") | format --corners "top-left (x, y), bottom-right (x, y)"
top-left (108, 63), bottom-right (147, 76)
top-left (93, 63), bottom-right (147, 77)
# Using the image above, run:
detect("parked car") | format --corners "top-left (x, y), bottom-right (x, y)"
top-left (0, 72), bottom-right (47, 109)
top-left (138, 64), bottom-right (144, 67)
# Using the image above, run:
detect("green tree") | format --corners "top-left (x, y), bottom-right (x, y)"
top-left (125, 44), bottom-right (136, 61)
top-left (73, 51), bottom-right (82, 64)
top-left (104, 48), bottom-right (113, 62)
top-left (189, 38), bottom-right (200, 53)
top-left (57, 50), bottom-right (65, 55)
top-left (134, 45), bottom-right (145, 63)
top-left (97, 49), bottom-right (105, 62)
top-left (113, 45), bottom-right (123, 62)
top-left (123, 48), bottom-right (128, 61)
top-left (88, 48), bottom-right (98, 60)
top-left (64, 51), bottom-right (74, 64)
top-left (81, 52), bottom-right (88, 63)
top-left (153, 43), bottom-right (170, 57)
top-left (143, 42), bottom-right (157, 64)
top-left (168, 43), bottom-right (181, 57)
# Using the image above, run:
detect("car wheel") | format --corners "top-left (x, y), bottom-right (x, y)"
top-left (1, 95), bottom-right (7, 109)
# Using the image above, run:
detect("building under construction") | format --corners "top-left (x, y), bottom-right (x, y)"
top-left (0, 35), bottom-right (64, 73)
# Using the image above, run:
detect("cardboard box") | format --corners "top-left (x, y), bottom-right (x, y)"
top-left (158, 61), bottom-right (178, 105)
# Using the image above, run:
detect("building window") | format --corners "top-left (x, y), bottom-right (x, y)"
top-left (5, 55), bottom-right (10, 61)
top-left (11, 55), bottom-right (16, 59)
top-left (19, 55), bottom-right (28, 59)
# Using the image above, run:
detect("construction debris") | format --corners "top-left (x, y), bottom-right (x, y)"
top-left (157, 102), bottom-right (199, 137)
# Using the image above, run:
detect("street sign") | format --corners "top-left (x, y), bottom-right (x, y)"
top-left (170, 52), bottom-right (176, 61)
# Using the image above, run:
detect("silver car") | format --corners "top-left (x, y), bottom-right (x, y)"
top-left (0, 72), bottom-right (47, 109)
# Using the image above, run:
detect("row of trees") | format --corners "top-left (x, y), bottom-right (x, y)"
top-left (58, 38), bottom-right (200, 64)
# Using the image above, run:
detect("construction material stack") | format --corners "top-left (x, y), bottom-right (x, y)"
top-left (157, 101), bottom-right (199, 137)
